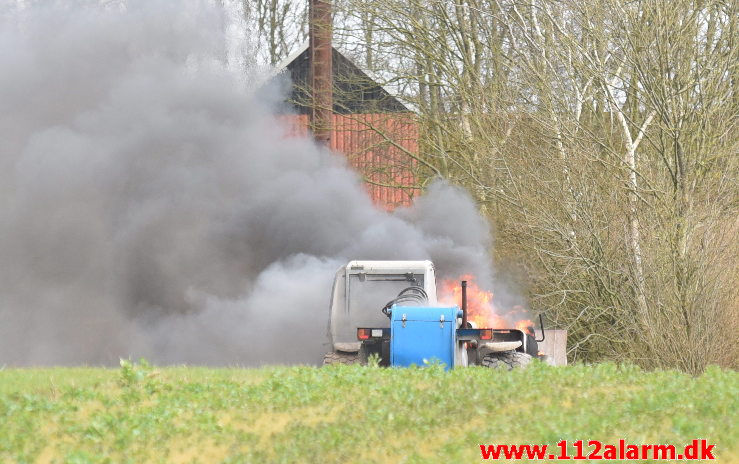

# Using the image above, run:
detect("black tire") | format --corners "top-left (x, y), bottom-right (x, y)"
top-left (481, 351), bottom-right (532, 370)
top-left (322, 350), bottom-right (361, 366)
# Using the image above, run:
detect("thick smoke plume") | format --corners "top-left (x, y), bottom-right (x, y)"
top-left (0, 1), bottom-right (504, 366)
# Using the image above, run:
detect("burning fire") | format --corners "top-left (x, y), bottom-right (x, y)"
top-left (439, 275), bottom-right (535, 335)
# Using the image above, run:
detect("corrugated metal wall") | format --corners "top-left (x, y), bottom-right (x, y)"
top-left (280, 113), bottom-right (420, 210)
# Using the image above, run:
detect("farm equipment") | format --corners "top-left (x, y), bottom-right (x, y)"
top-left (323, 260), bottom-right (550, 369)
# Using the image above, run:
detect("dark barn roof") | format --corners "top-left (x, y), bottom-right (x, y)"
top-left (276, 44), bottom-right (410, 114)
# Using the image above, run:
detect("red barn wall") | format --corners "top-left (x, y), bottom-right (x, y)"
top-left (279, 113), bottom-right (420, 210)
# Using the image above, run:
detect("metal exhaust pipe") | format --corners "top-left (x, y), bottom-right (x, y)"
top-left (461, 280), bottom-right (468, 328)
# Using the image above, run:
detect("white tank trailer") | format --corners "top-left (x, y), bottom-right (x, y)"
top-left (324, 260), bottom-right (567, 369)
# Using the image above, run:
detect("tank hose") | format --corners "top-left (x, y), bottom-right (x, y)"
top-left (381, 286), bottom-right (428, 317)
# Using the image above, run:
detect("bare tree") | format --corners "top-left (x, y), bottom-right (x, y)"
top-left (242, 0), bottom-right (308, 65)
top-left (332, 0), bottom-right (738, 371)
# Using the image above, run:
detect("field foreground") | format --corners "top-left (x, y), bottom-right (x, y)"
top-left (1, 362), bottom-right (737, 463)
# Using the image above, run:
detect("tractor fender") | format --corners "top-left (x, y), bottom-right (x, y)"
top-left (478, 341), bottom-right (522, 358)
top-left (333, 342), bottom-right (360, 353)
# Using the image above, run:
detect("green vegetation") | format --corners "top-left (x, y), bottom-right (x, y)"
top-left (1, 361), bottom-right (736, 463)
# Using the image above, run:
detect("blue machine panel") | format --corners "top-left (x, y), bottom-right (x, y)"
top-left (390, 306), bottom-right (458, 369)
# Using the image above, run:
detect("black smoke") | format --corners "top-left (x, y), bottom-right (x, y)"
top-left (0, 1), bottom-right (500, 365)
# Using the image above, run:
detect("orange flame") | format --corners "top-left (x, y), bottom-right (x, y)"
top-left (439, 275), bottom-right (534, 335)
top-left (515, 319), bottom-right (535, 335)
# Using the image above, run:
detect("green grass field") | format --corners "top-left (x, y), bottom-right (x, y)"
top-left (1, 361), bottom-right (736, 463)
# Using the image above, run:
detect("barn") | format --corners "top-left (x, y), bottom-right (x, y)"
top-left (274, 42), bottom-right (420, 210)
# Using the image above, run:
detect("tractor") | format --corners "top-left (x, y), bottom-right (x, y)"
top-left (323, 260), bottom-right (549, 369)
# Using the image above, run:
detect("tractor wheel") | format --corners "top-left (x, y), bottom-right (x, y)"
top-left (322, 351), bottom-right (361, 366)
top-left (481, 351), bottom-right (532, 370)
